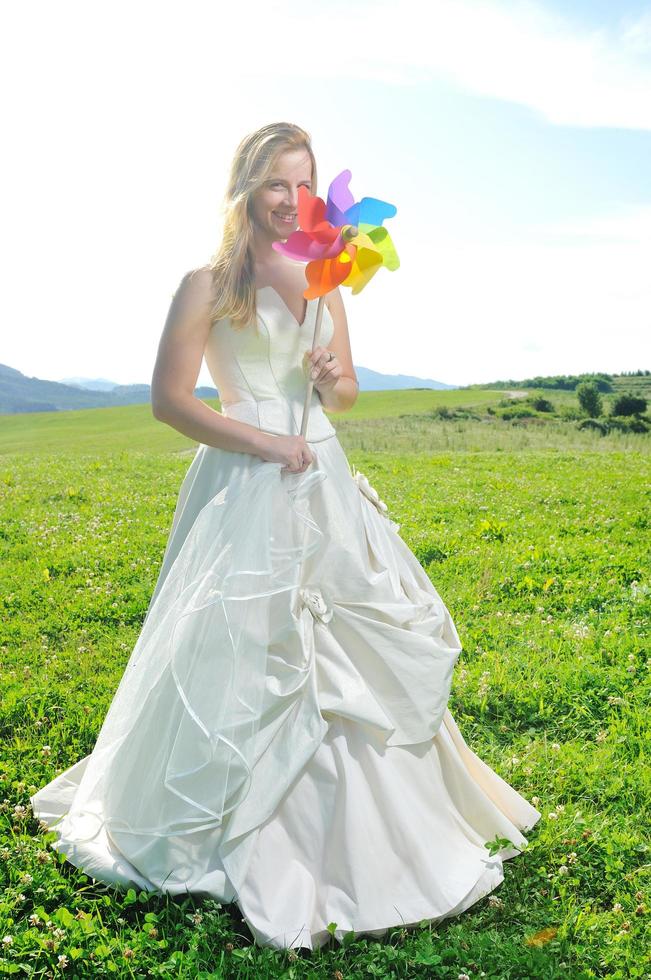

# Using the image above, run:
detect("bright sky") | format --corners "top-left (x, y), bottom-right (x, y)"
top-left (2, 0), bottom-right (650, 388)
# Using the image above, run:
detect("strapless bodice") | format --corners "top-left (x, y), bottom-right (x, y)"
top-left (203, 287), bottom-right (337, 442)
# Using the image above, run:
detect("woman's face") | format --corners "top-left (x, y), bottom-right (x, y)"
top-left (250, 147), bottom-right (313, 243)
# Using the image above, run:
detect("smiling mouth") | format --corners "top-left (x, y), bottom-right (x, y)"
top-left (273, 212), bottom-right (296, 223)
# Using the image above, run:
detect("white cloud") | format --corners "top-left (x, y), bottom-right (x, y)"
top-left (239, 0), bottom-right (651, 132)
top-left (6, 0), bottom-right (651, 133)
top-left (314, 0), bottom-right (651, 130)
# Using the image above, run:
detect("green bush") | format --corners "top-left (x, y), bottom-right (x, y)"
top-left (577, 418), bottom-right (608, 435)
top-left (499, 406), bottom-right (535, 419)
top-left (608, 415), bottom-right (650, 434)
top-left (577, 382), bottom-right (603, 418)
top-left (527, 396), bottom-right (554, 413)
top-left (611, 392), bottom-right (647, 417)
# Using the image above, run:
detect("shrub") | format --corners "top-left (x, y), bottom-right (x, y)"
top-left (499, 406), bottom-right (535, 419)
top-left (577, 382), bottom-right (602, 418)
top-left (577, 418), bottom-right (608, 435)
top-left (608, 415), bottom-right (650, 434)
top-left (611, 392), bottom-right (647, 417)
top-left (432, 405), bottom-right (452, 419)
top-left (528, 396), bottom-right (554, 413)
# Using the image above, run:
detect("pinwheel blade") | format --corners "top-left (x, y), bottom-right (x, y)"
top-left (273, 228), bottom-right (348, 261)
top-left (341, 244), bottom-right (384, 294)
top-left (297, 185), bottom-right (327, 234)
top-left (366, 225), bottom-right (400, 270)
top-left (304, 247), bottom-right (356, 298)
top-left (325, 169), bottom-right (355, 227)
top-left (272, 231), bottom-right (326, 262)
top-left (346, 196), bottom-right (397, 228)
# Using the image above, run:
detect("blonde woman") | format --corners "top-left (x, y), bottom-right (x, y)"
top-left (32, 122), bottom-right (541, 951)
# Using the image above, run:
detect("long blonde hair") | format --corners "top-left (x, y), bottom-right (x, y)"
top-left (206, 122), bottom-right (317, 330)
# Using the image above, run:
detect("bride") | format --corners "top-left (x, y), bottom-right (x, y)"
top-left (31, 121), bottom-right (541, 951)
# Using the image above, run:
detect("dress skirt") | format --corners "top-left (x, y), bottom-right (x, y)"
top-left (31, 434), bottom-right (541, 949)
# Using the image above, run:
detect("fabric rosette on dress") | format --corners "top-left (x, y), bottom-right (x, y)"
top-left (351, 465), bottom-right (400, 532)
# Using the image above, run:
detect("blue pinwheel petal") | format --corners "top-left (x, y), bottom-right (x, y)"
top-left (345, 197), bottom-right (397, 228)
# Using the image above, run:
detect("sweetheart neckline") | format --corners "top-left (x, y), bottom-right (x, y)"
top-left (256, 285), bottom-right (311, 328)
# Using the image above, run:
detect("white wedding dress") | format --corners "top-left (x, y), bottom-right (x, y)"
top-left (31, 286), bottom-right (541, 950)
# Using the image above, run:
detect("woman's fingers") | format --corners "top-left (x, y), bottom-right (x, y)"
top-left (309, 346), bottom-right (330, 380)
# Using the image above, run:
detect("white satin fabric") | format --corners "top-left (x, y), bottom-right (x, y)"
top-left (31, 287), bottom-right (541, 949)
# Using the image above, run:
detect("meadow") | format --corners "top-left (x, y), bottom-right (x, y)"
top-left (0, 387), bottom-right (649, 978)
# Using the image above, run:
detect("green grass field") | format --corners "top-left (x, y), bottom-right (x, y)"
top-left (0, 388), bottom-right (649, 978)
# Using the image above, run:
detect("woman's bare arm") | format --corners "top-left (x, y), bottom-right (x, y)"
top-left (315, 287), bottom-right (359, 413)
top-left (150, 269), bottom-right (270, 456)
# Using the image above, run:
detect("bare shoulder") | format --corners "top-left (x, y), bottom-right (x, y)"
top-left (166, 267), bottom-right (217, 332)
top-left (174, 266), bottom-right (217, 306)
top-left (157, 267), bottom-right (218, 349)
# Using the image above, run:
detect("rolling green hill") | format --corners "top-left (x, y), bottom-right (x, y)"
top-left (1, 383), bottom-right (648, 457)
top-left (0, 389), bottom-right (500, 455)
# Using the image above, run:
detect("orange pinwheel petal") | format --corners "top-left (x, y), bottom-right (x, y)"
top-left (304, 246), bottom-right (356, 298)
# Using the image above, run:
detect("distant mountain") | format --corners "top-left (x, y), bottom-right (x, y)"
top-left (63, 368), bottom-right (454, 394)
top-left (59, 376), bottom-right (119, 391)
top-left (354, 366), bottom-right (456, 391)
top-left (0, 363), bottom-right (221, 415)
top-left (0, 362), bottom-right (455, 415)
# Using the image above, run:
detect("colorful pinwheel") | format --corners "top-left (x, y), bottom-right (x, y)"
top-left (272, 169), bottom-right (399, 438)
top-left (272, 169), bottom-right (399, 297)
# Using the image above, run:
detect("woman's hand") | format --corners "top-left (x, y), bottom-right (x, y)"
top-left (257, 433), bottom-right (315, 474)
top-left (305, 346), bottom-right (342, 394)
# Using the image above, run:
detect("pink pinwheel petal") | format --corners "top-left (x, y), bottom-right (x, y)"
top-left (273, 229), bottom-right (347, 262)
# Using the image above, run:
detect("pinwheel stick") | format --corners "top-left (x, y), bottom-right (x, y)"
top-left (300, 295), bottom-right (326, 439)
top-left (300, 224), bottom-right (358, 440)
